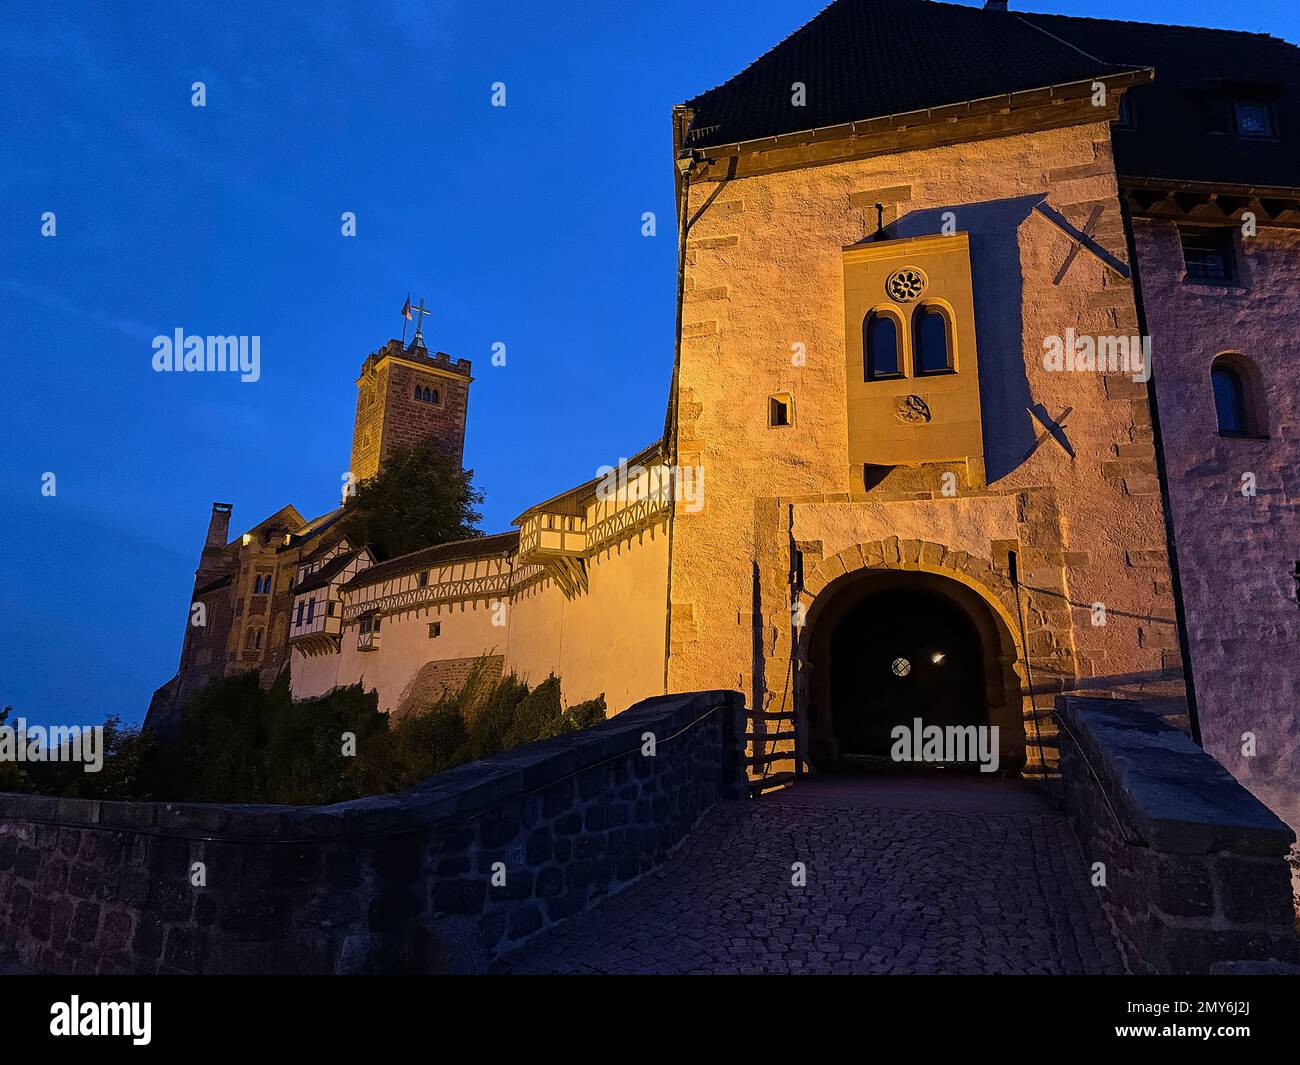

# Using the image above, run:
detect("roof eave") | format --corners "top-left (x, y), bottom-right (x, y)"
top-left (679, 68), bottom-right (1154, 161)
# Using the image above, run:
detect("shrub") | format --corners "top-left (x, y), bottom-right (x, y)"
top-left (4, 661), bottom-right (610, 804)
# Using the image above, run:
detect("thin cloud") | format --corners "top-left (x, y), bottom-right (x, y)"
top-left (3, 278), bottom-right (156, 343)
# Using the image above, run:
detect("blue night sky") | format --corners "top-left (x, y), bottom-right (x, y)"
top-left (0, 0), bottom-right (1293, 727)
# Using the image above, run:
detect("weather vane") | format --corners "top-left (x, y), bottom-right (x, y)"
top-left (400, 293), bottom-right (432, 350)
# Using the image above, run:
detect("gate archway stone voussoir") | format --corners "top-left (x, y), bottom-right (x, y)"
top-left (804, 539), bottom-right (1022, 651)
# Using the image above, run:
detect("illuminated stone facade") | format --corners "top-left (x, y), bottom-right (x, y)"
top-left (153, 5), bottom-right (1299, 847)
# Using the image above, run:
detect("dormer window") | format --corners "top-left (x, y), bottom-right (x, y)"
top-left (1234, 99), bottom-right (1275, 140)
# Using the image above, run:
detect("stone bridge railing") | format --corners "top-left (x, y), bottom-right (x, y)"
top-left (1056, 695), bottom-right (1299, 975)
top-left (0, 690), bottom-right (747, 975)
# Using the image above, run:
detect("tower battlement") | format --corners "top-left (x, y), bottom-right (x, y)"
top-left (349, 337), bottom-right (473, 483)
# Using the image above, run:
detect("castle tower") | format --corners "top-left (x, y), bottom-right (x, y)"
top-left (349, 337), bottom-right (473, 482)
top-left (195, 501), bottom-right (233, 587)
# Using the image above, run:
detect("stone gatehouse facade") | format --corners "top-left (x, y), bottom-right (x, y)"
top-left (151, 3), bottom-right (1300, 838)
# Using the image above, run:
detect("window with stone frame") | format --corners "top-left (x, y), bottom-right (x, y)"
top-left (913, 305), bottom-right (953, 375)
top-left (1179, 226), bottom-right (1238, 284)
top-left (1210, 353), bottom-right (1266, 438)
top-left (864, 311), bottom-right (903, 379)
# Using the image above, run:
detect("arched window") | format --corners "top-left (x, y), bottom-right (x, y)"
top-left (913, 305), bottom-right (953, 375)
top-left (1211, 358), bottom-right (1250, 436)
top-left (413, 385), bottom-right (422, 400)
top-left (864, 312), bottom-right (902, 379)
top-left (430, 389), bottom-right (439, 404)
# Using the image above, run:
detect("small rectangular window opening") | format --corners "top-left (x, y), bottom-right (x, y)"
top-left (1180, 227), bottom-right (1237, 284)
top-left (769, 393), bottom-right (793, 428)
top-left (1116, 92), bottom-right (1136, 129)
top-left (1234, 99), bottom-right (1275, 140)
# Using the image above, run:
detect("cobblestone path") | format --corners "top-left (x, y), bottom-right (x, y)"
top-left (498, 775), bottom-right (1126, 974)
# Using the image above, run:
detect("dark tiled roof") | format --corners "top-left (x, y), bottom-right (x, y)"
top-left (683, 0), bottom-right (1136, 148)
top-left (293, 549), bottom-right (367, 596)
top-left (278, 508), bottom-right (346, 554)
top-left (683, 1), bottom-right (1300, 191)
top-left (1018, 12), bottom-right (1300, 189)
top-left (513, 439), bottom-right (665, 524)
top-left (344, 531), bottom-right (520, 591)
top-left (193, 573), bottom-right (234, 597)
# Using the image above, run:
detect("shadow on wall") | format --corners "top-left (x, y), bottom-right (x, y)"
top-left (871, 196), bottom-right (1046, 483)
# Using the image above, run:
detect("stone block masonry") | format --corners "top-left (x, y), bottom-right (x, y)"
top-left (0, 691), bottom-right (747, 974)
top-left (1056, 695), bottom-right (1299, 975)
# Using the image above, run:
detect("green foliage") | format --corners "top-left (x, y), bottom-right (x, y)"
top-left (461, 672), bottom-right (532, 761)
top-left (6, 661), bottom-right (608, 805)
top-left (0, 708), bottom-right (155, 800)
top-left (565, 696), bottom-right (608, 731)
top-left (338, 440), bottom-right (483, 560)
top-left (390, 708), bottom-right (469, 783)
top-left (258, 673), bottom-right (392, 805)
top-left (171, 671), bottom-right (267, 801)
top-left (0, 706), bottom-right (30, 794)
top-left (158, 670), bottom-right (393, 804)
top-left (61, 716), bottom-right (157, 801)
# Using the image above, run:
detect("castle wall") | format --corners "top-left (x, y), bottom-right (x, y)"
top-left (338, 597), bottom-right (506, 715)
top-left (668, 119), bottom-right (1184, 763)
top-left (291, 648), bottom-right (343, 701)
top-left (1134, 217), bottom-right (1300, 831)
top-left (505, 521), bottom-right (670, 712)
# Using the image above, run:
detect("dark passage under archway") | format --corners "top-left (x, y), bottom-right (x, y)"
top-left (825, 585), bottom-right (988, 763)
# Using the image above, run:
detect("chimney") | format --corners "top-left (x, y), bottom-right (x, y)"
top-left (205, 502), bottom-right (233, 548)
top-left (985, 0), bottom-right (1008, 10)
top-left (194, 502), bottom-right (234, 587)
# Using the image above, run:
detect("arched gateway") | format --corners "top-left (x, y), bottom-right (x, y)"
top-left (797, 540), bottom-right (1029, 773)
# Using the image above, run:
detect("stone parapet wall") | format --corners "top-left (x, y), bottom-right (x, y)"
top-left (1056, 695), bottom-right (1299, 974)
top-left (0, 690), bottom-right (747, 975)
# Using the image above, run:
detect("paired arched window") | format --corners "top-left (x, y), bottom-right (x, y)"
top-left (913, 305), bottom-right (952, 375)
top-left (1211, 353), bottom-right (1264, 437)
top-left (863, 305), bottom-right (952, 379)
top-left (864, 312), bottom-right (901, 379)
top-left (245, 626), bottom-right (264, 651)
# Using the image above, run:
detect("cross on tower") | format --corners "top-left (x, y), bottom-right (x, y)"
top-left (408, 297), bottom-right (432, 350)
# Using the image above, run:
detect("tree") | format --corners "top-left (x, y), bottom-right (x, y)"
top-left (0, 706), bottom-right (29, 793)
top-left (339, 441), bottom-right (483, 560)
